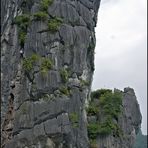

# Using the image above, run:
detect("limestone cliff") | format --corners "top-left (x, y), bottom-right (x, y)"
top-left (1, 0), bottom-right (142, 148)
top-left (87, 87), bottom-right (142, 148)
top-left (1, 0), bottom-right (101, 147)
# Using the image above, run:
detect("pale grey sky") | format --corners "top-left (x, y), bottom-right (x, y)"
top-left (92, 0), bottom-right (147, 135)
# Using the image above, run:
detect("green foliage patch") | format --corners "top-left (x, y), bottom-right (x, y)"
top-left (41, 94), bottom-right (53, 102)
top-left (18, 31), bottom-right (27, 47)
top-left (69, 112), bottom-right (79, 128)
top-left (60, 68), bottom-right (69, 83)
top-left (59, 86), bottom-right (70, 96)
top-left (87, 123), bottom-right (100, 139)
top-left (87, 89), bottom-right (123, 140)
top-left (91, 88), bottom-right (112, 99)
top-left (80, 79), bottom-right (89, 87)
top-left (48, 17), bottom-right (63, 32)
top-left (23, 58), bottom-right (33, 71)
top-left (40, 58), bottom-right (52, 75)
top-left (99, 91), bottom-right (122, 119)
top-left (14, 14), bottom-right (30, 47)
top-left (86, 103), bottom-right (99, 116)
top-left (33, 11), bottom-right (48, 21)
top-left (23, 54), bottom-right (52, 75)
top-left (40, 0), bottom-right (54, 11)
top-left (31, 53), bottom-right (40, 62)
top-left (87, 120), bottom-right (116, 139)
top-left (90, 140), bottom-right (97, 148)
top-left (14, 14), bottom-right (30, 26)
top-left (23, 54), bottom-right (39, 71)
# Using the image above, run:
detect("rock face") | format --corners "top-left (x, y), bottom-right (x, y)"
top-left (1, 1), bottom-right (142, 148)
top-left (1, 0), bottom-right (101, 147)
top-left (88, 87), bottom-right (142, 148)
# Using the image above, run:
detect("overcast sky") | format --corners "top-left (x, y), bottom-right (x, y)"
top-left (92, 0), bottom-right (147, 135)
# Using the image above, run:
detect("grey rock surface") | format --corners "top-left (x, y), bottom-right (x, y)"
top-left (89, 87), bottom-right (142, 148)
top-left (1, 0), bottom-right (142, 148)
top-left (1, 0), bottom-right (101, 147)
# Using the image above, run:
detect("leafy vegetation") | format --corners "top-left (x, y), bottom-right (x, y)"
top-left (14, 14), bottom-right (30, 47)
top-left (91, 88), bottom-right (112, 99)
top-left (80, 79), bottom-right (89, 87)
top-left (40, 0), bottom-right (54, 11)
top-left (18, 31), bottom-right (27, 47)
top-left (86, 103), bottom-right (99, 116)
top-left (87, 89), bottom-right (123, 141)
top-left (90, 140), bottom-right (97, 148)
top-left (69, 113), bottom-right (79, 128)
top-left (33, 11), bottom-right (48, 21)
top-left (88, 120), bottom-right (115, 138)
top-left (23, 54), bottom-right (52, 75)
top-left (23, 54), bottom-right (39, 71)
top-left (48, 17), bottom-right (63, 32)
top-left (41, 94), bottom-right (53, 102)
top-left (15, 0), bottom-right (62, 47)
top-left (60, 68), bottom-right (69, 83)
top-left (40, 58), bottom-right (52, 75)
top-left (99, 91), bottom-right (122, 119)
top-left (14, 14), bottom-right (30, 26)
top-left (87, 123), bottom-right (100, 139)
top-left (88, 119), bottom-right (120, 139)
top-left (23, 58), bottom-right (34, 71)
top-left (31, 53), bottom-right (40, 62)
top-left (59, 86), bottom-right (70, 96)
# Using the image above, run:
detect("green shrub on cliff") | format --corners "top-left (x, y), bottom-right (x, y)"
top-left (23, 54), bottom-right (39, 71)
top-left (86, 103), bottom-right (99, 116)
top-left (90, 139), bottom-right (97, 148)
top-left (33, 12), bottom-right (48, 21)
top-left (14, 14), bottom-right (30, 26)
top-left (23, 54), bottom-right (52, 75)
top-left (80, 79), bottom-right (90, 87)
top-left (40, 58), bottom-right (53, 75)
top-left (60, 68), bottom-right (69, 83)
top-left (69, 112), bottom-right (79, 128)
top-left (59, 86), bottom-right (70, 96)
top-left (87, 89), bottom-right (123, 141)
top-left (23, 58), bottom-right (33, 71)
top-left (99, 91), bottom-right (122, 119)
top-left (87, 119), bottom-right (114, 139)
top-left (48, 17), bottom-right (63, 32)
top-left (91, 88), bottom-right (112, 99)
top-left (18, 31), bottom-right (26, 47)
top-left (14, 14), bottom-right (30, 47)
top-left (40, 0), bottom-right (54, 11)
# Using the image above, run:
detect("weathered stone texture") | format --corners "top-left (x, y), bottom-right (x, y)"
top-left (1, 0), bottom-right (101, 147)
top-left (91, 87), bottom-right (142, 148)
top-left (1, 0), bottom-right (142, 148)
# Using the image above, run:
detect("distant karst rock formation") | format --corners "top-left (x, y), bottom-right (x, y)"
top-left (87, 87), bottom-right (142, 148)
